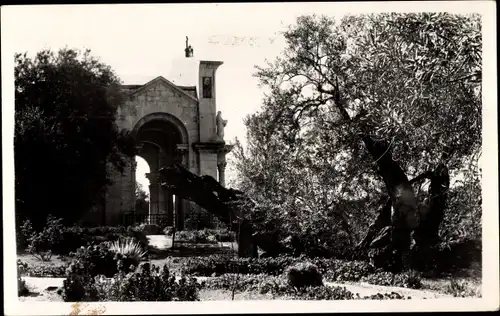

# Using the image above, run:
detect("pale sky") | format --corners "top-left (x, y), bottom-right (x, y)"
top-left (2, 3), bottom-right (493, 191)
top-left (3, 3), bottom-right (348, 190)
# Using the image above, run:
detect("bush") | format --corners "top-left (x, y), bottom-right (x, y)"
top-left (175, 230), bottom-right (217, 244)
top-left (202, 273), bottom-right (355, 300)
top-left (201, 273), bottom-right (409, 300)
top-left (61, 242), bottom-right (140, 301)
top-left (209, 228), bottom-right (236, 242)
top-left (182, 255), bottom-right (374, 280)
top-left (18, 215), bottom-right (150, 256)
top-left (48, 223), bottom-right (149, 255)
top-left (319, 259), bottom-right (373, 282)
top-left (108, 239), bottom-right (147, 269)
top-left (286, 262), bottom-right (323, 288)
top-left (361, 292), bottom-right (408, 300)
top-left (25, 215), bottom-right (64, 260)
top-left (359, 270), bottom-right (422, 289)
top-left (17, 261), bottom-right (29, 296)
top-left (294, 286), bottom-right (356, 300)
top-left (17, 259), bottom-right (68, 277)
top-left (182, 255), bottom-right (300, 276)
top-left (137, 224), bottom-right (162, 235)
top-left (92, 263), bottom-right (200, 301)
top-left (61, 273), bottom-right (97, 302)
top-left (67, 243), bottom-right (121, 278)
top-left (163, 226), bottom-right (174, 236)
top-left (17, 219), bottom-right (34, 253)
top-left (171, 228), bottom-right (235, 243)
top-left (203, 273), bottom-right (270, 293)
top-left (446, 279), bottom-right (479, 297)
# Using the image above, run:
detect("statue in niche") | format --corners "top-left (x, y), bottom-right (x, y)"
top-left (216, 111), bottom-right (227, 140)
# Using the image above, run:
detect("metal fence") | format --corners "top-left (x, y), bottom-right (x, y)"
top-left (122, 213), bottom-right (170, 227)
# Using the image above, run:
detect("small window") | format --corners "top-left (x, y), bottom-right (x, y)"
top-left (202, 76), bottom-right (212, 99)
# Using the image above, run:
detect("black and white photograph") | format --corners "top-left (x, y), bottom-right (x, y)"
top-left (2, 2), bottom-right (498, 315)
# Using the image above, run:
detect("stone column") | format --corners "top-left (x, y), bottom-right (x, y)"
top-left (175, 194), bottom-right (185, 230)
top-left (165, 188), bottom-right (174, 226)
top-left (217, 144), bottom-right (233, 187)
top-left (175, 144), bottom-right (189, 229)
top-left (146, 172), bottom-right (159, 225)
top-left (217, 161), bottom-right (227, 187)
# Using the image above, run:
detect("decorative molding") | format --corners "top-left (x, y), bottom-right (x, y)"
top-left (130, 76), bottom-right (198, 103)
top-left (132, 112), bottom-right (189, 144)
top-left (192, 141), bottom-right (226, 152)
top-left (176, 144), bottom-right (189, 152)
top-left (200, 60), bottom-right (224, 68)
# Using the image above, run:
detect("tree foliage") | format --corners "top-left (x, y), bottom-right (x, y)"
top-left (135, 181), bottom-right (149, 217)
top-left (15, 48), bottom-right (136, 227)
top-left (232, 13), bottom-right (481, 257)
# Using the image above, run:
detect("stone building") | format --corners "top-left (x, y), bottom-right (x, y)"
top-left (95, 41), bottom-right (233, 229)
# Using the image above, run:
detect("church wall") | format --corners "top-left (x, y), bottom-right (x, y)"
top-left (104, 158), bottom-right (136, 226)
top-left (100, 60), bottom-right (227, 228)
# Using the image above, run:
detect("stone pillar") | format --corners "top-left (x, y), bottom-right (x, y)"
top-left (217, 161), bottom-right (227, 187)
top-left (217, 144), bottom-right (233, 187)
top-left (176, 195), bottom-right (184, 230)
top-left (146, 172), bottom-right (160, 225)
top-left (175, 144), bottom-right (189, 229)
top-left (131, 159), bottom-right (137, 208)
top-left (165, 188), bottom-right (174, 226)
top-left (158, 150), bottom-right (168, 220)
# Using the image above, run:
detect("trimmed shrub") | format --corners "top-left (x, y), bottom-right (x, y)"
top-left (286, 262), bottom-right (323, 288)
top-left (175, 230), bottom-right (217, 244)
top-left (320, 259), bottom-right (373, 282)
top-left (360, 270), bottom-right (422, 289)
top-left (168, 228), bottom-right (236, 243)
top-left (181, 255), bottom-right (299, 276)
top-left (182, 255), bottom-right (373, 280)
top-left (17, 259), bottom-right (68, 277)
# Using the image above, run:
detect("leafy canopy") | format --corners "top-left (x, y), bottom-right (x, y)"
top-left (232, 13), bottom-right (482, 249)
top-left (15, 48), bottom-right (136, 227)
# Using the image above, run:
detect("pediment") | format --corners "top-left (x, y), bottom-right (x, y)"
top-left (129, 76), bottom-right (198, 103)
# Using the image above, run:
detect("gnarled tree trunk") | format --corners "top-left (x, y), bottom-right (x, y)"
top-left (360, 136), bottom-right (418, 272)
top-left (358, 162), bottom-right (450, 271)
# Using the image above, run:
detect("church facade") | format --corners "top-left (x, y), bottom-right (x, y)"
top-left (86, 45), bottom-right (233, 229)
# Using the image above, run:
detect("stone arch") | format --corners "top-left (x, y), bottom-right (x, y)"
top-left (132, 112), bottom-right (189, 145)
top-left (131, 112), bottom-right (189, 229)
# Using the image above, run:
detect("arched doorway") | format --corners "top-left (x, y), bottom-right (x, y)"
top-left (132, 113), bottom-right (189, 230)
